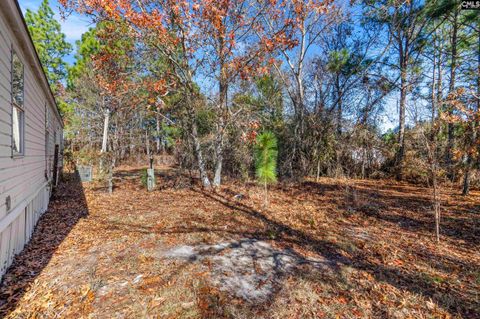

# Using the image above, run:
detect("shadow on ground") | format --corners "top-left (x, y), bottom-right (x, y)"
top-left (193, 188), bottom-right (479, 318)
top-left (0, 169), bottom-right (89, 316)
top-left (87, 170), bottom-right (480, 318)
top-left (1, 165), bottom-right (478, 318)
top-left (298, 180), bottom-right (480, 245)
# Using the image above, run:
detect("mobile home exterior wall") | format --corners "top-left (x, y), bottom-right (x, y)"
top-left (0, 0), bottom-right (63, 278)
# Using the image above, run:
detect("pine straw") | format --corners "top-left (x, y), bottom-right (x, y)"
top-left (0, 166), bottom-right (478, 318)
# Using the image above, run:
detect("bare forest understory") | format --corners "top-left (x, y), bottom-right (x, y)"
top-left (0, 166), bottom-right (479, 318)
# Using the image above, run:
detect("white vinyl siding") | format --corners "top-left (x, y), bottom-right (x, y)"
top-left (0, 0), bottom-right (63, 278)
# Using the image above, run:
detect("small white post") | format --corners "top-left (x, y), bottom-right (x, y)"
top-left (147, 169), bottom-right (155, 191)
top-left (147, 156), bottom-right (155, 191)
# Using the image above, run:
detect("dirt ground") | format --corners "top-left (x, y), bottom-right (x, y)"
top-left (0, 165), bottom-right (479, 318)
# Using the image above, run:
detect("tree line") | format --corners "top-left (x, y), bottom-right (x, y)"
top-left (27, 0), bottom-right (480, 195)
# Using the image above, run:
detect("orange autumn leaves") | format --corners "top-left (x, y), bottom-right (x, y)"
top-left (442, 87), bottom-right (480, 123)
top-left (61, 0), bottom-right (334, 85)
top-left (440, 87), bottom-right (480, 160)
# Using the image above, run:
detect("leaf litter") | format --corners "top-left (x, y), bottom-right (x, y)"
top-left (0, 166), bottom-right (478, 318)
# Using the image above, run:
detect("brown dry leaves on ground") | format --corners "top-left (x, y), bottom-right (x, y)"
top-left (0, 165), bottom-right (479, 318)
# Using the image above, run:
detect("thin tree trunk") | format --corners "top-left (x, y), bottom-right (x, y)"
top-left (264, 179), bottom-right (268, 208)
top-left (101, 109), bottom-right (110, 153)
top-left (213, 114), bottom-right (224, 187)
top-left (213, 62), bottom-right (228, 187)
top-left (428, 37), bottom-right (441, 241)
top-left (433, 166), bottom-right (440, 243)
top-left (99, 107), bottom-right (110, 173)
top-left (396, 51), bottom-right (408, 180)
top-left (108, 157), bottom-right (115, 194)
top-left (288, 23), bottom-right (306, 178)
top-left (213, 144), bottom-right (223, 186)
top-left (146, 129), bottom-right (150, 157)
top-left (424, 129), bottom-right (441, 243)
top-left (431, 34), bottom-right (437, 125)
top-left (462, 159), bottom-right (472, 196)
top-left (446, 10), bottom-right (458, 181)
top-left (437, 51), bottom-right (443, 107)
top-left (129, 128), bottom-right (134, 156)
top-left (156, 113), bottom-right (161, 153)
top-left (335, 74), bottom-right (343, 177)
top-left (336, 74), bottom-right (342, 137)
top-left (187, 97), bottom-right (211, 188)
top-left (463, 26), bottom-right (480, 195)
top-left (192, 120), bottom-right (211, 188)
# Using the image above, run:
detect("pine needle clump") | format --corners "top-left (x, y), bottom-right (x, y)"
top-left (255, 131), bottom-right (278, 206)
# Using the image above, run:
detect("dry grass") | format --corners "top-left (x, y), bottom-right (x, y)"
top-left (0, 165), bottom-right (479, 318)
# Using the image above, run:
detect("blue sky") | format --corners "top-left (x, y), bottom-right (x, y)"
top-left (18, 0), bottom-right (93, 64)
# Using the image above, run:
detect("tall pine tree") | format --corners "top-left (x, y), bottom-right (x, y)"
top-left (25, 0), bottom-right (72, 91)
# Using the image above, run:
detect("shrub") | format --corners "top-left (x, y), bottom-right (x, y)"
top-left (255, 131), bottom-right (278, 206)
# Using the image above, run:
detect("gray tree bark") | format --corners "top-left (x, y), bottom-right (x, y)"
top-left (462, 24), bottom-right (479, 195)
top-left (101, 108), bottom-right (110, 153)
top-left (446, 10), bottom-right (458, 181)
